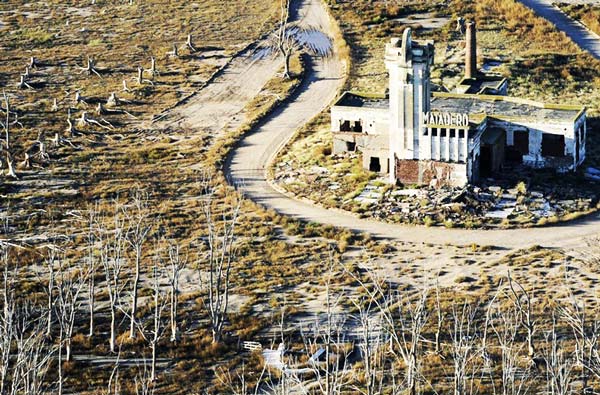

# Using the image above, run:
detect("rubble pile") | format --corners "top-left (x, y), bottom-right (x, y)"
top-left (273, 152), bottom-right (600, 229)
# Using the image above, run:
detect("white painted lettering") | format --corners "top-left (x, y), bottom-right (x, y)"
top-left (422, 111), bottom-right (470, 127)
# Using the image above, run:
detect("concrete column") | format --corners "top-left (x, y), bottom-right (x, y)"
top-left (454, 130), bottom-right (460, 162)
top-left (466, 21), bottom-right (477, 79)
top-left (445, 129), bottom-right (451, 161)
top-left (428, 127), bottom-right (433, 159)
top-left (436, 128), bottom-right (442, 161)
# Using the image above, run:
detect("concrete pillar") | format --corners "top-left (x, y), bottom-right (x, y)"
top-left (454, 130), bottom-right (460, 162)
top-left (465, 21), bottom-right (477, 79)
top-left (428, 127), bottom-right (433, 159)
top-left (445, 129), bottom-right (451, 161)
top-left (436, 129), bottom-right (442, 161)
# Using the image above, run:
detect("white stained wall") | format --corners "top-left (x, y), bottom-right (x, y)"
top-left (492, 118), bottom-right (580, 171)
top-left (330, 106), bottom-right (389, 136)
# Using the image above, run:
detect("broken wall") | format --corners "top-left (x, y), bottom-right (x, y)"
top-left (395, 159), bottom-right (468, 187)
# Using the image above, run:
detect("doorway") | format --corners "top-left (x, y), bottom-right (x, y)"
top-left (480, 146), bottom-right (492, 178)
top-left (369, 157), bottom-right (381, 172)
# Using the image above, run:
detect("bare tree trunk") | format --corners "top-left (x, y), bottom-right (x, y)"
top-left (199, 175), bottom-right (241, 344)
top-left (124, 190), bottom-right (151, 339)
top-left (166, 242), bottom-right (186, 343)
top-left (3, 91), bottom-right (9, 150)
top-left (507, 272), bottom-right (536, 361)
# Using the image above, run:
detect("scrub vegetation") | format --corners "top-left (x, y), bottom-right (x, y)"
top-left (2, 0), bottom-right (600, 394)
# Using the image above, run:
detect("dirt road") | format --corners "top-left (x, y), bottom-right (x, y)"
top-left (152, 34), bottom-right (282, 137)
top-left (226, 0), bottom-right (600, 250)
top-left (518, 0), bottom-right (600, 59)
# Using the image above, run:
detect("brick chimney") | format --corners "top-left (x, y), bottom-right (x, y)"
top-left (465, 21), bottom-right (477, 79)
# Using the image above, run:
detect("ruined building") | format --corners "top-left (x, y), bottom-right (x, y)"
top-left (331, 24), bottom-right (587, 187)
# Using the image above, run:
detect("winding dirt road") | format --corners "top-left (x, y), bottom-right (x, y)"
top-left (223, 0), bottom-right (600, 250)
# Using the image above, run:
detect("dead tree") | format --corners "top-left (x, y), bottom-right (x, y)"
top-left (135, 66), bottom-right (153, 85)
top-left (145, 57), bottom-right (157, 78)
top-left (134, 359), bottom-right (156, 395)
top-left (85, 206), bottom-right (98, 337)
top-left (10, 304), bottom-right (55, 395)
top-left (36, 131), bottom-right (49, 161)
top-left (199, 179), bottom-right (241, 344)
top-left (29, 56), bottom-right (39, 68)
top-left (107, 92), bottom-right (120, 107)
top-left (543, 312), bottom-right (574, 395)
top-left (66, 109), bottom-right (76, 136)
top-left (51, 98), bottom-right (59, 112)
top-left (186, 34), bottom-right (197, 52)
top-left (2, 91), bottom-right (10, 150)
top-left (450, 300), bottom-right (480, 395)
top-left (55, 258), bottom-right (88, 362)
top-left (0, 265), bottom-right (15, 394)
top-left (124, 190), bottom-right (152, 339)
top-left (4, 152), bottom-right (18, 179)
top-left (17, 75), bottom-right (34, 90)
top-left (507, 272), bottom-right (536, 361)
top-left (490, 298), bottom-right (530, 395)
top-left (480, 281), bottom-right (502, 367)
top-left (122, 79), bottom-right (131, 92)
top-left (301, 256), bottom-right (352, 395)
top-left (79, 56), bottom-right (102, 77)
top-left (433, 279), bottom-right (444, 355)
top-left (274, 0), bottom-right (297, 80)
top-left (558, 276), bottom-right (600, 391)
top-left (20, 152), bottom-right (30, 169)
top-left (167, 43), bottom-right (179, 58)
top-left (77, 111), bottom-right (114, 130)
top-left (99, 204), bottom-right (127, 353)
top-left (136, 261), bottom-right (167, 382)
top-left (74, 90), bottom-right (87, 105)
top-left (165, 241), bottom-right (187, 342)
top-left (350, 291), bottom-right (385, 395)
top-left (43, 248), bottom-right (57, 337)
top-left (344, 261), bottom-right (428, 395)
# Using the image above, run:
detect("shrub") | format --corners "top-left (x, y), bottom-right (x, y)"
top-left (424, 216), bottom-right (436, 227)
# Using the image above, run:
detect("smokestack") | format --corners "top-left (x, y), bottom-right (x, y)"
top-left (465, 21), bottom-right (477, 79)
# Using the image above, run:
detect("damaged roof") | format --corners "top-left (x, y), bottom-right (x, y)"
top-left (431, 93), bottom-right (584, 123)
top-left (334, 92), bottom-right (585, 123)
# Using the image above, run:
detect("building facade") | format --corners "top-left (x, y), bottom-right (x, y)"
top-left (331, 27), bottom-right (587, 187)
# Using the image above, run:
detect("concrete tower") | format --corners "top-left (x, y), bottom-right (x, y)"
top-left (384, 28), bottom-right (434, 184)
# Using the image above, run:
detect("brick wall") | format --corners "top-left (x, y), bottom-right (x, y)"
top-left (396, 159), bottom-right (467, 187)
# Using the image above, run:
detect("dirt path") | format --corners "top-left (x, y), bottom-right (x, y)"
top-left (152, 37), bottom-right (282, 137)
top-left (225, 0), bottom-right (600, 250)
top-left (518, 0), bottom-right (600, 59)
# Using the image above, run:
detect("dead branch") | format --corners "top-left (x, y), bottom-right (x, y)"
top-left (17, 75), bottom-right (34, 90)
top-left (134, 66), bottom-right (154, 85)
top-left (79, 57), bottom-right (102, 78)
top-left (167, 43), bottom-right (179, 57)
top-left (20, 152), bottom-right (30, 169)
top-left (28, 56), bottom-right (39, 68)
top-left (145, 57), bottom-right (157, 77)
top-left (77, 111), bottom-right (115, 130)
top-left (507, 271), bottom-right (536, 361)
top-left (5, 152), bottom-right (17, 179)
top-left (186, 34), bottom-right (197, 52)
top-left (74, 90), bottom-right (88, 106)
